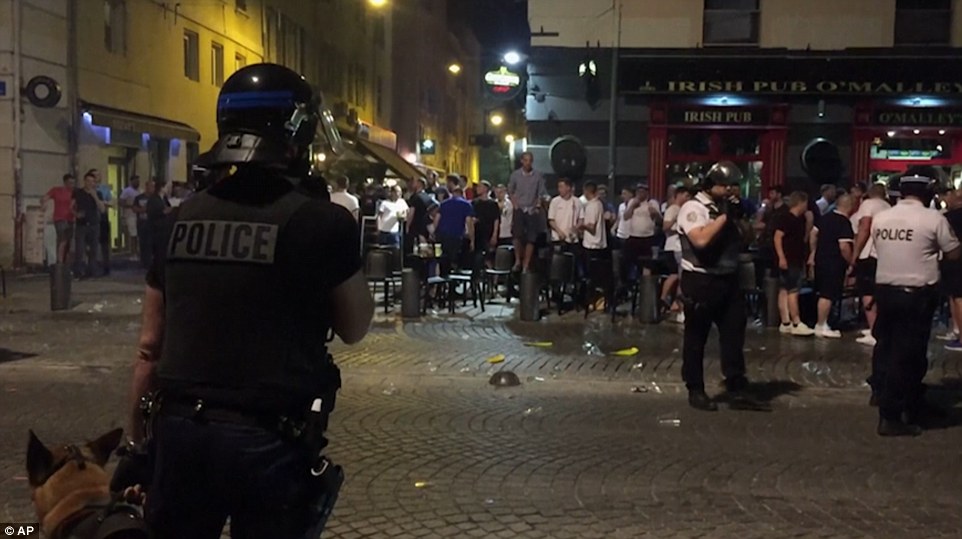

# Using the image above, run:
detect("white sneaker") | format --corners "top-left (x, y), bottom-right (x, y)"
top-left (815, 324), bottom-right (842, 339)
top-left (779, 323), bottom-right (793, 334)
top-left (937, 330), bottom-right (959, 341)
top-left (856, 334), bottom-right (877, 346)
top-left (791, 323), bottom-right (816, 337)
top-left (675, 312), bottom-right (685, 324)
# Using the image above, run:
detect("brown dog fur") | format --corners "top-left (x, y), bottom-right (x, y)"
top-left (26, 429), bottom-right (123, 537)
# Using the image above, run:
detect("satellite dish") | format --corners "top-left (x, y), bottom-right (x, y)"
top-left (801, 138), bottom-right (842, 183)
top-left (549, 136), bottom-right (587, 180)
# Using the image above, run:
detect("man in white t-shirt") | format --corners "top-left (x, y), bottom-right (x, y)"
top-left (661, 187), bottom-right (691, 322)
top-left (495, 184), bottom-right (514, 245)
top-left (580, 181), bottom-right (610, 311)
top-left (330, 175), bottom-right (360, 221)
top-left (376, 185), bottom-right (409, 247)
top-left (119, 175), bottom-right (141, 255)
top-left (849, 182), bottom-right (891, 346)
top-left (613, 186), bottom-right (633, 250)
top-left (623, 184), bottom-right (662, 278)
top-left (548, 178), bottom-right (583, 251)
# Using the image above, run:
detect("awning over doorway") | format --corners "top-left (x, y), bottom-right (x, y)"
top-left (344, 136), bottom-right (423, 183)
top-left (82, 102), bottom-right (201, 142)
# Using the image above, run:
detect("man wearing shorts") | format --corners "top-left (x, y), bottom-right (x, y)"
top-left (507, 151), bottom-right (548, 272)
top-left (41, 174), bottom-right (76, 264)
top-left (849, 183), bottom-right (890, 346)
top-left (809, 194), bottom-right (855, 338)
top-left (773, 192), bottom-right (815, 336)
top-left (661, 186), bottom-right (690, 322)
top-left (120, 175), bottom-right (141, 255)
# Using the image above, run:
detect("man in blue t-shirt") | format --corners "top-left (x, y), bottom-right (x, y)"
top-left (434, 186), bottom-right (475, 271)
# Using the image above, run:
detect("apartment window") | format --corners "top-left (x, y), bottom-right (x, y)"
top-left (104, 0), bottom-right (126, 54)
top-left (374, 15), bottom-right (385, 49)
top-left (211, 42), bottom-right (224, 86)
top-left (895, 0), bottom-right (951, 45)
top-left (235, 53), bottom-right (247, 72)
top-left (376, 75), bottom-right (383, 118)
top-left (358, 66), bottom-right (367, 108)
top-left (703, 0), bottom-right (759, 46)
top-left (235, 0), bottom-right (247, 12)
top-left (183, 30), bottom-right (200, 81)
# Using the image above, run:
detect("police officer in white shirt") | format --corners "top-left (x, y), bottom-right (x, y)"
top-left (677, 162), bottom-right (763, 412)
top-left (548, 178), bottom-right (583, 252)
top-left (871, 170), bottom-right (961, 437)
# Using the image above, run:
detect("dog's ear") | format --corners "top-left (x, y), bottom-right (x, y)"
top-left (27, 430), bottom-right (54, 487)
top-left (87, 428), bottom-right (124, 467)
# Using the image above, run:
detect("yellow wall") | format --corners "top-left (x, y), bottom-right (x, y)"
top-left (76, 0), bottom-right (266, 149)
top-left (760, 0), bottom-right (895, 49)
top-left (530, 0), bottom-right (962, 50)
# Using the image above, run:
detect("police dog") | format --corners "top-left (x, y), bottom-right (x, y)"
top-left (26, 428), bottom-right (147, 538)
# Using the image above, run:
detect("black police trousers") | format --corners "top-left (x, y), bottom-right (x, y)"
top-left (681, 271), bottom-right (749, 392)
top-left (146, 414), bottom-right (323, 539)
top-left (872, 285), bottom-right (938, 422)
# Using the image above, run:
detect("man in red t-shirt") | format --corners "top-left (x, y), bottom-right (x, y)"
top-left (41, 174), bottom-right (76, 263)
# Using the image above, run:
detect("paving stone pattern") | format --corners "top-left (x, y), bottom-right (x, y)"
top-left (2, 272), bottom-right (962, 538)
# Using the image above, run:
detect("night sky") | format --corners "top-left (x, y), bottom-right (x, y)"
top-left (449, 0), bottom-right (529, 55)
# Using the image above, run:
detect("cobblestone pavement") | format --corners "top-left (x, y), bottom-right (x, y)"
top-left (2, 272), bottom-right (962, 538)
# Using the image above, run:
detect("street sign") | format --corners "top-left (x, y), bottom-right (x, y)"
top-left (484, 66), bottom-right (523, 101)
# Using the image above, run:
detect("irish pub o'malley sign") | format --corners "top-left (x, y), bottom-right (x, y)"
top-left (618, 54), bottom-right (962, 96)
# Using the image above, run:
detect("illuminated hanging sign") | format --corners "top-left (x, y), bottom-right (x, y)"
top-left (484, 66), bottom-right (523, 100)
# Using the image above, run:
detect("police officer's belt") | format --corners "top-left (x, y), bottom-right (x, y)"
top-left (159, 396), bottom-right (297, 430)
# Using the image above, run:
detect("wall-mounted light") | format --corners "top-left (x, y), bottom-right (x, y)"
top-left (939, 129), bottom-right (947, 135)
top-left (887, 131), bottom-right (896, 137)
top-left (913, 129), bottom-right (921, 135)
top-left (817, 99), bottom-right (825, 118)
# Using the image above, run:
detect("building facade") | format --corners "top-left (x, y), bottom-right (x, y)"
top-left (526, 0), bottom-right (962, 199)
top-left (391, 0), bottom-right (481, 182)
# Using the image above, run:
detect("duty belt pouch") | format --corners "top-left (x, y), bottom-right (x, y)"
top-left (307, 457), bottom-right (345, 535)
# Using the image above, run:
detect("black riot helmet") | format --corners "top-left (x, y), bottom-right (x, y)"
top-left (200, 63), bottom-right (319, 174)
top-left (701, 161), bottom-right (743, 191)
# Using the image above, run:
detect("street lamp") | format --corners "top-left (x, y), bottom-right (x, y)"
top-left (505, 134), bottom-right (515, 143)
top-left (490, 113), bottom-right (504, 127)
top-left (447, 63), bottom-right (462, 75)
top-left (368, 0), bottom-right (387, 7)
top-left (503, 51), bottom-right (522, 65)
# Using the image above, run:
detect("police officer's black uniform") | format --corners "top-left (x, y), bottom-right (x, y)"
top-left (870, 170), bottom-right (961, 436)
top-left (136, 64), bottom-right (361, 537)
top-left (677, 162), bottom-right (761, 411)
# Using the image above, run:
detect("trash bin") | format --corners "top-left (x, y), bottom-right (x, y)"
top-left (50, 263), bottom-right (71, 311)
top-left (401, 268), bottom-right (421, 319)
top-left (519, 271), bottom-right (541, 322)
top-left (636, 273), bottom-right (658, 323)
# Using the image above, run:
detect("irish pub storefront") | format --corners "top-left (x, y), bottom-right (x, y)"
top-left (619, 50), bottom-right (962, 199)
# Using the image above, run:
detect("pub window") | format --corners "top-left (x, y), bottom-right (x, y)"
top-left (183, 30), bottom-right (200, 81)
top-left (895, 0), bottom-right (951, 46)
top-left (104, 0), bottom-right (126, 55)
top-left (703, 0), bottom-right (760, 46)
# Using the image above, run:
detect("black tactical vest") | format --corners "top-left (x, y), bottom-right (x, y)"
top-left (680, 196), bottom-right (743, 275)
top-left (156, 186), bottom-right (332, 414)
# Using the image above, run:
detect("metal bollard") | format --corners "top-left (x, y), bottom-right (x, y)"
top-left (519, 271), bottom-right (541, 322)
top-left (401, 268), bottom-right (421, 319)
top-left (636, 274), bottom-right (658, 323)
top-left (764, 276), bottom-right (780, 327)
top-left (50, 263), bottom-right (72, 311)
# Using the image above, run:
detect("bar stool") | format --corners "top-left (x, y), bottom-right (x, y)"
top-left (484, 246), bottom-right (515, 302)
top-left (365, 249), bottom-right (395, 314)
top-left (545, 251), bottom-right (576, 315)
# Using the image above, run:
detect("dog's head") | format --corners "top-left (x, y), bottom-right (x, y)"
top-left (27, 428), bottom-right (123, 532)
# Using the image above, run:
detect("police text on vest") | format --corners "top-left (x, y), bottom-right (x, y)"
top-left (168, 220), bottom-right (279, 264)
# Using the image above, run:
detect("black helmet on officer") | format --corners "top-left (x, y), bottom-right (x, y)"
top-left (700, 160), bottom-right (743, 201)
top-left (199, 63), bottom-right (319, 178)
top-left (892, 165), bottom-right (939, 206)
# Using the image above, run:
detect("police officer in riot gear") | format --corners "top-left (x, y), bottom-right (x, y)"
top-left (677, 162), bottom-right (763, 412)
top-left (120, 63), bottom-right (374, 537)
top-left (870, 166), bottom-right (960, 437)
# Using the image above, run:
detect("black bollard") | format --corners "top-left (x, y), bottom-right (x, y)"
top-left (401, 268), bottom-right (421, 319)
top-left (50, 263), bottom-right (71, 311)
top-left (519, 271), bottom-right (541, 322)
top-left (764, 276), bottom-right (780, 327)
top-left (636, 274), bottom-right (658, 323)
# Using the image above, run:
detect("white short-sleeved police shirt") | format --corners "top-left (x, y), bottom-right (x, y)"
top-left (872, 199), bottom-right (960, 287)
top-left (850, 197), bottom-right (891, 260)
top-left (677, 193), bottom-right (715, 273)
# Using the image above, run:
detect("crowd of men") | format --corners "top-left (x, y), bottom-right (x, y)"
top-left (41, 172), bottom-right (194, 275)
